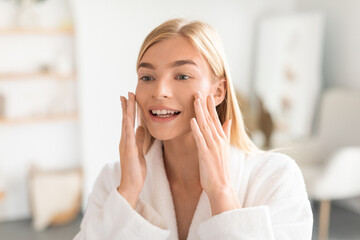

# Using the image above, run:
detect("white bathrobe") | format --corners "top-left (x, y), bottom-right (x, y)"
top-left (74, 140), bottom-right (313, 240)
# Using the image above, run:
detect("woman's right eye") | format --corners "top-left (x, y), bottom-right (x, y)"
top-left (140, 76), bottom-right (153, 81)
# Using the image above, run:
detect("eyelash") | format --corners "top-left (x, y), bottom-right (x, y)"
top-left (139, 74), bottom-right (191, 81)
top-left (178, 74), bottom-right (191, 80)
top-left (139, 76), bottom-right (153, 81)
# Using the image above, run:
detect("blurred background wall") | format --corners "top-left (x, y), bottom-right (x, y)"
top-left (298, 0), bottom-right (360, 90)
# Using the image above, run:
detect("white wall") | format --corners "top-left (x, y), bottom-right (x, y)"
top-left (297, 0), bottom-right (360, 89)
top-left (72, 0), bottom-right (297, 209)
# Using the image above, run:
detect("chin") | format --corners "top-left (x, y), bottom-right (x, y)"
top-left (148, 130), bottom-right (177, 141)
top-left (147, 127), bottom-right (192, 141)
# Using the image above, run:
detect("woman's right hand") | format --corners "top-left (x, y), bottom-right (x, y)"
top-left (117, 92), bottom-right (146, 208)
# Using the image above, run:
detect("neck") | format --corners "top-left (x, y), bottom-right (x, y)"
top-left (162, 131), bottom-right (202, 190)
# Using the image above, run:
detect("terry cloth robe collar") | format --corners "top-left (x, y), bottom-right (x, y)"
top-left (140, 139), bottom-right (212, 240)
top-left (138, 139), bottom-right (243, 240)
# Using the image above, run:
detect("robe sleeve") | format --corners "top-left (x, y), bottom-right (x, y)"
top-left (197, 153), bottom-right (313, 240)
top-left (73, 163), bottom-right (171, 240)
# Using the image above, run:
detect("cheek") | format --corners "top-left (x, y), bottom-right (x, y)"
top-left (184, 84), bottom-right (212, 114)
top-left (185, 95), bottom-right (196, 117)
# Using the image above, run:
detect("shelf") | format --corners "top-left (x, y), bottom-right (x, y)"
top-left (0, 113), bottom-right (78, 125)
top-left (0, 28), bottom-right (74, 36)
top-left (0, 72), bottom-right (76, 81)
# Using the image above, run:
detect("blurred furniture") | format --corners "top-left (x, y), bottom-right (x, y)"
top-left (28, 166), bottom-right (82, 231)
top-left (0, 191), bottom-right (4, 202)
top-left (0, 28), bottom-right (77, 124)
top-left (0, 177), bottom-right (5, 202)
top-left (236, 91), bottom-right (274, 149)
top-left (278, 88), bottom-right (360, 240)
top-left (0, 26), bottom-right (78, 222)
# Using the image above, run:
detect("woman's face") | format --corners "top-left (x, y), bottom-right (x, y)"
top-left (135, 36), bottom-right (224, 140)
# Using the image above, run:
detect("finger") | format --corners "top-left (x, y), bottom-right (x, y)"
top-left (190, 118), bottom-right (207, 153)
top-left (135, 126), bottom-right (145, 157)
top-left (194, 98), bottom-right (213, 147)
top-left (194, 93), bottom-right (216, 147)
top-left (204, 94), bottom-right (222, 140)
top-left (208, 94), bottom-right (226, 138)
top-left (119, 116), bottom-right (128, 170)
top-left (120, 96), bottom-right (127, 131)
top-left (120, 96), bottom-right (127, 152)
top-left (222, 119), bottom-right (232, 141)
top-left (135, 126), bottom-right (146, 174)
top-left (198, 92), bottom-right (212, 123)
top-left (125, 115), bottom-right (136, 154)
top-left (120, 95), bottom-right (127, 115)
top-left (127, 92), bottom-right (136, 128)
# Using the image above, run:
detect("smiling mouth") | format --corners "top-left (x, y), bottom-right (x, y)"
top-left (149, 110), bottom-right (181, 118)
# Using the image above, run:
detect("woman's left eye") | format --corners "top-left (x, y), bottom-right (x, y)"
top-left (176, 74), bottom-right (190, 80)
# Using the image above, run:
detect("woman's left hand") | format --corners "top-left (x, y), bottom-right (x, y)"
top-left (190, 91), bottom-right (241, 215)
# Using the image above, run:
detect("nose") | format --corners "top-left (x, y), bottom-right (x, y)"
top-left (152, 78), bottom-right (172, 99)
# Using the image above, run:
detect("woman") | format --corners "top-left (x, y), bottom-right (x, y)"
top-left (74, 18), bottom-right (313, 240)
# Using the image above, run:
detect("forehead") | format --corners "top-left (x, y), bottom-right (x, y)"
top-left (139, 36), bottom-right (209, 70)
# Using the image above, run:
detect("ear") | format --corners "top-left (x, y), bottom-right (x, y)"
top-left (213, 78), bottom-right (226, 106)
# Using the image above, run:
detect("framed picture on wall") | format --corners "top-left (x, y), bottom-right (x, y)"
top-left (254, 12), bottom-right (325, 147)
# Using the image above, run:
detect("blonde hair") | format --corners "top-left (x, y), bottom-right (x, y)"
top-left (136, 18), bottom-right (263, 156)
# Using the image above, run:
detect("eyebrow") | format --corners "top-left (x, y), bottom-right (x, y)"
top-left (137, 59), bottom-right (198, 70)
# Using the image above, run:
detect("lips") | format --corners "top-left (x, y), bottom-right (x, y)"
top-left (150, 109), bottom-right (181, 117)
top-left (148, 106), bottom-right (181, 121)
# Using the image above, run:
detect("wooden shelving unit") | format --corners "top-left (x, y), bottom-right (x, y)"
top-left (0, 26), bottom-right (77, 125)
top-left (0, 28), bottom-right (74, 36)
top-left (0, 72), bottom-right (76, 81)
top-left (0, 112), bottom-right (78, 125)
top-left (0, 7), bottom-right (79, 222)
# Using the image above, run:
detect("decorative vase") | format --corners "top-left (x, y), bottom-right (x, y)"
top-left (0, 93), bottom-right (5, 118)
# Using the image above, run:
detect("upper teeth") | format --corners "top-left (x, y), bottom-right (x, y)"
top-left (151, 110), bottom-right (178, 115)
